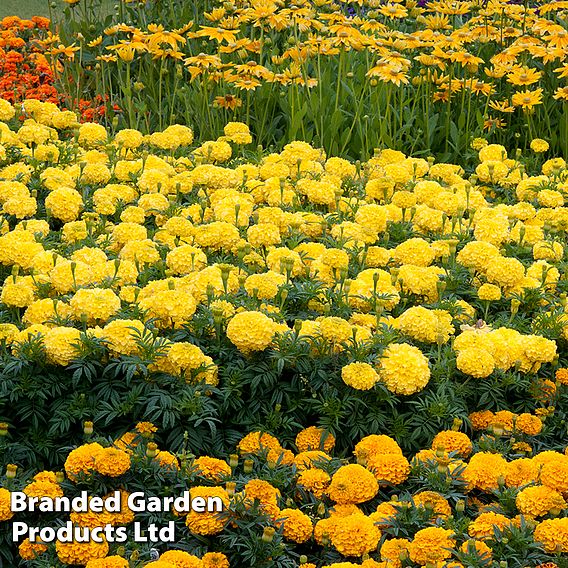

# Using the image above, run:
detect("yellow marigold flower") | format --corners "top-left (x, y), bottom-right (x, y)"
top-left (93, 447), bottom-right (131, 477)
top-left (505, 458), bottom-right (539, 488)
top-left (139, 289), bottom-right (197, 329)
top-left (185, 486), bottom-right (229, 535)
top-left (298, 468), bottom-right (331, 499)
top-left (555, 368), bottom-right (568, 385)
top-left (456, 347), bottom-right (494, 378)
top-left (341, 362), bottom-right (380, 390)
top-left (0, 99), bottom-right (15, 121)
top-left (43, 326), bottom-right (82, 366)
top-left (467, 511), bottom-right (512, 539)
top-left (237, 431), bottom-right (282, 455)
top-left (0, 323), bottom-right (19, 344)
top-left (64, 442), bottom-right (104, 479)
top-left (479, 144), bottom-right (507, 162)
top-left (70, 288), bottom-right (121, 324)
top-left (369, 501), bottom-right (398, 526)
top-left (533, 241), bottom-right (563, 262)
top-left (1, 276), bottom-right (36, 308)
top-left (380, 538), bottom-right (410, 567)
top-left (193, 456), bottom-right (231, 482)
top-left (114, 128), bottom-right (144, 149)
top-left (534, 518), bottom-right (568, 553)
top-left (540, 455), bottom-right (568, 493)
top-left (471, 138), bottom-right (488, 151)
top-left (516, 485), bottom-right (566, 517)
top-left (355, 435), bottom-right (402, 464)
top-left (45, 187), bottom-right (83, 222)
top-left (460, 540), bottom-right (492, 561)
top-left (23, 298), bottom-right (72, 327)
top-left (136, 421), bottom-right (157, 435)
top-left (515, 413), bottom-right (542, 436)
top-left (463, 452), bottom-right (509, 491)
top-left (319, 316), bottom-right (352, 344)
top-left (202, 552), bottom-right (230, 568)
top-left (393, 237), bottom-right (434, 267)
top-left (408, 527), bottom-right (455, 566)
top-left (226, 311), bottom-right (279, 353)
top-left (244, 271), bottom-right (286, 300)
top-left (378, 343), bottom-right (430, 395)
top-left (431, 431), bottom-right (472, 458)
top-left (367, 453), bottom-right (410, 485)
top-left (155, 450), bottom-right (180, 471)
top-left (478, 283), bottom-right (501, 301)
top-left (100, 319), bottom-right (145, 356)
top-left (330, 514), bottom-right (381, 557)
top-left (457, 241), bottom-right (501, 272)
top-left (18, 538), bottom-right (48, 560)
top-left (86, 557), bottom-right (129, 568)
top-left (469, 410), bottom-right (494, 430)
top-left (224, 121), bottom-right (252, 145)
top-left (0, 488), bottom-right (14, 521)
top-left (24, 479), bottom-right (63, 499)
top-left (156, 342), bottom-right (218, 385)
top-left (78, 122), bottom-right (108, 147)
top-left (485, 256), bottom-right (525, 288)
top-left (277, 508), bottom-right (313, 543)
top-left (56, 539), bottom-right (109, 565)
top-left (412, 491), bottom-right (451, 518)
top-left (296, 426), bottom-right (335, 453)
top-left (328, 464), bottom-right (379, 504)
top-left (395, 306), bottom-right (454, 344)
top-left (244, 479), bottom-right (280, 518)
top-left (159, 550), bottom-right (202, 567)
top-left (530, 139), bottom-right (549, 153)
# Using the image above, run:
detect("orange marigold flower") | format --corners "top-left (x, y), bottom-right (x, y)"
top-left (295, 426), bottom-right (335, 453)
top-left (431, 430), bottom-right (473, 457)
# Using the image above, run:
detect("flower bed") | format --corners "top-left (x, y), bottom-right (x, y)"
top-left (0, 16), bottom-right (112, 122)
top-left (2, 421), bottom-right (568, 567)
top-left (0, 33), bottom-right (567, 564)
top-left (47, 0), bottom-right (568, 160)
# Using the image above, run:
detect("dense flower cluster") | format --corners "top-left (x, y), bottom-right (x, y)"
top-left (0, 16), bottom-right (113, 121)
top-left (0, 102), bottom-right (564, 399)
top-left (2, 423), bottom-right (568, 566)
top-left (44, 0), bottom-right (568, 159)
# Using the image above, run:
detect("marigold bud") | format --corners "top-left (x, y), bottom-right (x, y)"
top-left (262, 527), bottom-right (276, 542)
top-left (146, 442), bottom-right (158, 458)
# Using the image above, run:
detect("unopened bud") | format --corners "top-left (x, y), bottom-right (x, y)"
top-left (146, 442), bottom-right (158, 458)
top-left (243, 459), bottom-right (254, 473)
top-left (83, 421), bottom-right (94, 436)
top-left (262, 527), bottom-right (276, 542)
top-left (6, 464), bottom-right (17, 478)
